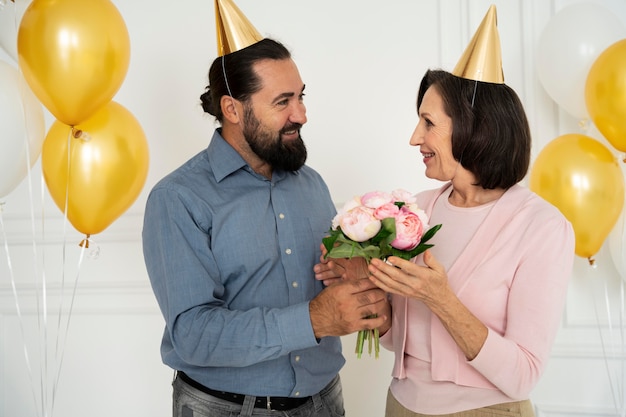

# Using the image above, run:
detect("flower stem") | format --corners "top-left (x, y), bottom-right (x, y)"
top-left (355, 316), bottom-right (380, 359)
top-left (356, 330), bottom-right (366, 358)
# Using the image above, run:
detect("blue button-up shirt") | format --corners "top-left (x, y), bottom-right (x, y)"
top-left (142, 130), bottom-right (343, 397)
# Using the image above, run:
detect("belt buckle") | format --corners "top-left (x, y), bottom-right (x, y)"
top-left (266, 396), bottom-right (272, 411)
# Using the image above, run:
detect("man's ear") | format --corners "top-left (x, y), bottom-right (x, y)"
top-left (221, 95), bottom-right (241, 124)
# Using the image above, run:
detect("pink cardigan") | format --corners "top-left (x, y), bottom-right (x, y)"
top-left (381, 183), bottom-right (575, 400)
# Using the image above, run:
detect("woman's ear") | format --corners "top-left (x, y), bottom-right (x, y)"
top-left (220, 95), bottom-right (242, 124)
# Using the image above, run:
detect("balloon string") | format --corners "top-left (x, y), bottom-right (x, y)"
top-left (14, 28), bottom-right (47, 417)
top-left (36, 159), bottom-right (48, 417)
top-left (50, 235), bottom-right (86, 416)
top-left (621, 199), bottom-right (626, 283)
top-left (0, 203), bottom-right (41, 416)
top-left (620, 203), bottom-right (626, 417)
top-left (592, 270), bottom-right (622, 415)
top-left (24, 146), bottom-right (47, 417)
top-left (619, 279), bottom-right (626, 417)
top-left (35, 222), bottom-right (47, 417)
top-left (16, 57), bottom-right (48, 416)
top-left (46, 130), bottom-right (74, 416)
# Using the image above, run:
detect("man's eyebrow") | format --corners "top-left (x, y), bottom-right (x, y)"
top-left (272, 84), bottom-right (306, 104)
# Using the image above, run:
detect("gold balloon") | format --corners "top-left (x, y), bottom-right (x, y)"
top-left (530, 134), bottom-right (624, 259)
top-left (17, 0), bottom-right (130, 126)
top-left (42, 102), bottom-right (149, 236)
top-left (585, 39), bottom-right (626, 153)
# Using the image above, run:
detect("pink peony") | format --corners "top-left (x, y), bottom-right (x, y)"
top-left (339, 206), bottom-right (381, 242)
top-left (391, 189), bottom-right (417, 205)
top-left (402, 202), bottom-right (430, 229)
top-left (373, 202), bottom-right (400, 220)
top-left (332, 196), bottom-right (363, 230)
top-left (391, 207), bottom-right (424, 250)
top-left (361, 191), bottom-right (394, 209)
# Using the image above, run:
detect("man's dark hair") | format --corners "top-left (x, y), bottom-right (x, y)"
top-left (417, 69), bottom-right (531, 190)
top-left (200, 38), bottom-right (291, 122)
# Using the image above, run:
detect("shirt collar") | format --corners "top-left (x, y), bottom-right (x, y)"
top-left (206, 129), bottom-right (248, 183)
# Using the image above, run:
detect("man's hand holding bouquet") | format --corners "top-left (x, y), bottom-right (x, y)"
top-left (322, 189), bottom-right (441, 358)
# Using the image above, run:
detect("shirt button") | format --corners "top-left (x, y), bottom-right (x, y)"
top-left (295, 355), bottom-right (301, 362)
top-left (285, 248), bottom-right (292, 255)
top-left (292, 281), bottom-right (299, 288)
top-left (295, 392), bottom-right (300, 397)
top-left (279, 213), bottom-right (285, 219)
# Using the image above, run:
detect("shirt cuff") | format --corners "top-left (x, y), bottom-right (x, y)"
top-left (276, 302), bottom-right (319, 352)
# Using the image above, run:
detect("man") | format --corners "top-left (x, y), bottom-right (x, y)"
top-left (142, 2), bottom-right (390, 416)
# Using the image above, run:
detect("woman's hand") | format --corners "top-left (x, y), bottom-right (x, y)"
top-left (369, 250), bottom-right (487, 360)
top-left (368, 250), bottom-right (450, 305)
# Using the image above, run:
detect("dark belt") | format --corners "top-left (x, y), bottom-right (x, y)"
top-left (178, 371), bottom-right (311, 411)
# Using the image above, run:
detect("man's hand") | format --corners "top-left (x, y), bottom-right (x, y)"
top-left (314, 244), bottom-right (370, 286)
top-left (309, 277), bottom-right (391, 338)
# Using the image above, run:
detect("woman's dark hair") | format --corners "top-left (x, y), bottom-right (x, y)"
top-left (417, 69), bottom-right (531, 190)
top-left (200, 38), bottom-right (291, 122)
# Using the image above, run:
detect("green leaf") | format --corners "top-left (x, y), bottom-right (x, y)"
top-left (322, 231), bottom-right (340, 256)
top-left (327, 242), bottom-right (366, 258)
top-left (371, 217), bottom-right (396, 246)
top-left (420, 223), bottom-right (442, 244)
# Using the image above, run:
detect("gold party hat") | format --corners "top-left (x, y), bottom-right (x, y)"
top-left (215, 0), bottom-right (263, 57)
top-left (452, 4), bottom-right (504, 84)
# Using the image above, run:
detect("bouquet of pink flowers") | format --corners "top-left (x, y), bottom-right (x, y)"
top-left (322, 189), bottom-right (441, 358)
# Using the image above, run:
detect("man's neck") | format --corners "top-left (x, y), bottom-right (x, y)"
top-left (221, 126), bottom-right (273, 179)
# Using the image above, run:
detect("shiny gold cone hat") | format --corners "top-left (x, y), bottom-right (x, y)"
top-left (215, 0), bottom-right (263, 57)
top-left (452, 4), bottom-right (504, 84)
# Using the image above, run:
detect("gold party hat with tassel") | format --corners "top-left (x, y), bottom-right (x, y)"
top-left (452, 4), bottom-right (504, 84)
top-left (215, 0), bottom-right (263, 57)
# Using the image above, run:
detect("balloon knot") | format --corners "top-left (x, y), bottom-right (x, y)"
top-left (72, 128), bottom-right (91, 142)
top-left (79, 234), bottom-right (91, 248)
top-left (587, 257), bottom-right (597, 268)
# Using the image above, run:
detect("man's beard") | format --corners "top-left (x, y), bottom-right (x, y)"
top-left (242, 104), bottom-right (307, 172)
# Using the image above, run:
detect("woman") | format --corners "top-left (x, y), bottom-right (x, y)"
top-left (316, 69), bottom-right (575, 417)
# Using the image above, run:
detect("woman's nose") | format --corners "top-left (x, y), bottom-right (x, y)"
top-left (409, 123), bottom-right (422, 146)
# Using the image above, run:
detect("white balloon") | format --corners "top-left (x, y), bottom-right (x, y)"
top-left (0, 0), bottom-right (30, 62)
top-left (536, 2), bottom-right (626, 120)
top-left (0, 60), bottom-right (45, 198)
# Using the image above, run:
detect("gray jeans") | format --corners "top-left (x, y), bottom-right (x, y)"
top-left (173, 373), bottom-right (345, 417)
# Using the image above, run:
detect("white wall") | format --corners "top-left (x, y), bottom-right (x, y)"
top-left (1, 0), bottom-right (626, 416)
